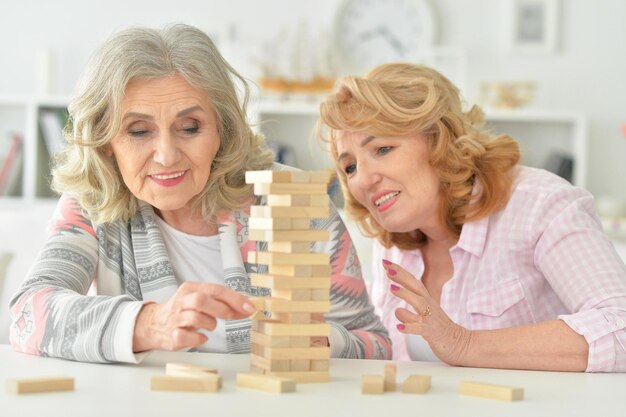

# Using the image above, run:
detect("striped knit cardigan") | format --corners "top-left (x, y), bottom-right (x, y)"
top-left (9, 192), bottom-right (392, 363)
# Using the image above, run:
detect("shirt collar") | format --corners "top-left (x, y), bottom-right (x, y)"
top-left (454, 213), bottom-right (490, 257)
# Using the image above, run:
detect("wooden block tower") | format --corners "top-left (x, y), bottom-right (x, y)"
top-left (245, 170), bottom-right (332, 383)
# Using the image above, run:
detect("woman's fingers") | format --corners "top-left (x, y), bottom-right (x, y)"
top-left (171, 327), bottom-right (208, 350)
top-left (382, 259), bottom-right (429, 297)
top-left (390, 284), bottom-right (431, 316)
top-left (395, 307), bottom-right (421, 323)
top-left (177, 310), bottom-right (218, 332)
top-left (177, 282), bottom-right (256, 318)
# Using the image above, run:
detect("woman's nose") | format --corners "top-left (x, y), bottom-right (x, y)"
top-left (153, 133), bottom-right (181, 167)
top-left (355, 164), bottom-right (382, 191)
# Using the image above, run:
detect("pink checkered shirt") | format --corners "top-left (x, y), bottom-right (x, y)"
top-left (369, 166), bottom-right (626, 372)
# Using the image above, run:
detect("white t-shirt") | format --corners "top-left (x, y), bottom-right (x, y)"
top-left (154, 215), bottom-right (227, 353)
top-left (406, 334), bottom-right (439, 362)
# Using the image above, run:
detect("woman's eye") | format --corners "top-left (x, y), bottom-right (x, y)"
top-left (344, 164), bottom-right (356, 175)
top-left (179, 120), bottom-right (200, 135)
top-left (128, 129), bottom-right (148, 137)
top-left (377, 146), bottom-right (392, 155)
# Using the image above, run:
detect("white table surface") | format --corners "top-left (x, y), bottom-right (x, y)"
top-left (0, 345), bottom-right (624, 417)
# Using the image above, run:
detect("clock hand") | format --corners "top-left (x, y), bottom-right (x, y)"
top-left (358, 26), bottom-right (384, 42)
top-left (378, 26), bottom-right (406, 55)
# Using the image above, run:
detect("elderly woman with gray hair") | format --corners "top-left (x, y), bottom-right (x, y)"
top-left (9, 24), bottom-right (391, 363)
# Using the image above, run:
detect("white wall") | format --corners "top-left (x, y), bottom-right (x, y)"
top-left (1, 0), bottom-right (625, 199)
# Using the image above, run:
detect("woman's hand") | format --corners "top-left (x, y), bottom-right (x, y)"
top-left (133, 282), bottom-right (256, 352)
top-left (382, 260), bottom-right (472, 366)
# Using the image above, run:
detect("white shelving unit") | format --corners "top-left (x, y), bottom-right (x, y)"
top-left (251, 97), bottom-right (589, 187)
top-left (0, 95), bottom-right (70, 206)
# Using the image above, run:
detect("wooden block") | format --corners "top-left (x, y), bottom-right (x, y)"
top-left (265, 298), bottom-right (330, 313)
top-left (250, 354), bottom-right (291, 372)
top-left (290, 336), bottom-right (311, 348)
top-left (251, 205), bottom-right (329, 219)
top-left (267, 194), bottom-right (329, 207)
top-left (289, 360), bottom-right (310, 372)
top-left (150, 374), bottom-right (221, 392)
top-left (236, 372), bottom-right (296, 393)
top-left (248, 251), bottom-right (330, 266)
top-left (459, 381), bottom-right (524, 401)
top-left (6, 377), bottom-right (74, 394)
top-left (251, 331), bottom-right (291, 348)
top-left (310, 360), bottom-right (330, 371)
top-left (384, 363), bottom-right (397, 392)
top-left (270, 371), bottom-right (329, 384)
top-left (260, 346), bottom-right (330, 360)
top-left (254, 183), bottom-right (327, 196)
top-left (267, 242), bottom-right (312, 254)
top-left (311, 289), bottom-right (330, 301)
top-left (165, 362), bottom-right (218, 376)
top-left (268, 265), bottom-right (332, 278)
top-left (245, 170), bottom-right (293, 184)
top-left (248, 217), bottom-right (310, 231)
top-left (272, 288), bottom-right (311, 301)
top-left (272, 312), bottom-right (312, 323)
top-left (249, 229), bottom-right (330, 243)
top-left (309, 171), bottom-right (332, 184)
top-left (402, 375), bottom-right (431, 394)
top-left (362, 375), bottom-right (385, 394)
top-left (255, 320), bottom-right (331, 336)
top-left (251, 274), bottom-right (331, 289)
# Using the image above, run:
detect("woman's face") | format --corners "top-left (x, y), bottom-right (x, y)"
top-left (336, 131), bottom-right (443, 235)
top-left (109, 75), bottom-right (220, 215)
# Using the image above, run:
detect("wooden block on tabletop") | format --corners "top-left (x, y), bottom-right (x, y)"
top-left (459, 381), bottom-right (524, 401)
top-left (271, 371), bottom-right (330, 384)
top-left (267, 194), bottom-right (329, 207)
top-left (268, 264), bottom-right (332, 278)
top-left (384, 363), bottom-right (397, 392)
top-left (251, 274), bottom-right (331, 290)
top-left (6, 377), bottom-right (74, 394)
top-left (236, 372), bottom-right (296, 393)
top-left (402, 375), bottom-right (431, 394)
top-left (249, 229), bottom-right (330, 243)
top-left (165, 362), bottom-right (218, 377)
top-left (251, 205), bottom-right (329, 219)
top-left (248, 217), bottom-right (310, 231)
top-left (267, 241), bottom-right (312, 254)
top-left (362, 375), bottom-right (385, 395)
top-left (150, 374), bottom-right (221, 393)
top-left (254, 182), bottom-right (327, 196)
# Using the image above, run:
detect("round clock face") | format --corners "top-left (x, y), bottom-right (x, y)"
top-left (334, 0), bottom-right (436, 75)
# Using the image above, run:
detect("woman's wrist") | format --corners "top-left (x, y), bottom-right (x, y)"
top-left (133, 302), bottom-right (158, 353)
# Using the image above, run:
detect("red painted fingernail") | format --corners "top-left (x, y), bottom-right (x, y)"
top-left (388, 269), bottom-right (397, 276)
top-left (397, 323), bottom-right (406, 330)
top-left (382, 259), bottom-right (392, 265)
top-left (390, 284), bottom-right (400, 291)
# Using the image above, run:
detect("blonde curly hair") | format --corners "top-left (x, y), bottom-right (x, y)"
top-left (52, 24), bottom-right (273, 224)
top-left (318, 63), bottom-right (520, 250)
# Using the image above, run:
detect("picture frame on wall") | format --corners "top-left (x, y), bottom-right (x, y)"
top-left (506, 0), bottom-right (560, 55)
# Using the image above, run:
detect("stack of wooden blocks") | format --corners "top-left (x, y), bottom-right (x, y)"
top-left (245, 170), bottom-right (333, 384)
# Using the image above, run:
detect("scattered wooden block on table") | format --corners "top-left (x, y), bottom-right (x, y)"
top-left (384, 363), bottom-right (397, 392)
top-left (236, 372), bottom-right (296, 393)
top-left (271, 371), bottom-right (330, 384)
top-left (459, 381), bottom-right (524, 401)
top-left (6, 377), bottom-right (74, 394)
top-left (150, 374), bottom-right (221, 393)
top-left (362, 375), bottom-right (385, 394)
top-left (402, 375), bottom-right (431, 394)
top-left (165, 362), bottom-right (218, 376)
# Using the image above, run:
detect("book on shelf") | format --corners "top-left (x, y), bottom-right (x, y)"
top-left (38, 108), bottom-right (67, 156)
top-left (0, 133), bottom-right (24, 196)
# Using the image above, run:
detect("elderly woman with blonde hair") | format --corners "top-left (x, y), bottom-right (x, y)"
top-left (318, 63), bottom-right (626, 372)
top-left (9, 24), bottom-right (391, 363)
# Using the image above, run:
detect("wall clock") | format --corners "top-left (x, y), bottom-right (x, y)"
top-left (333, 0), bottom-right (437, 75)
